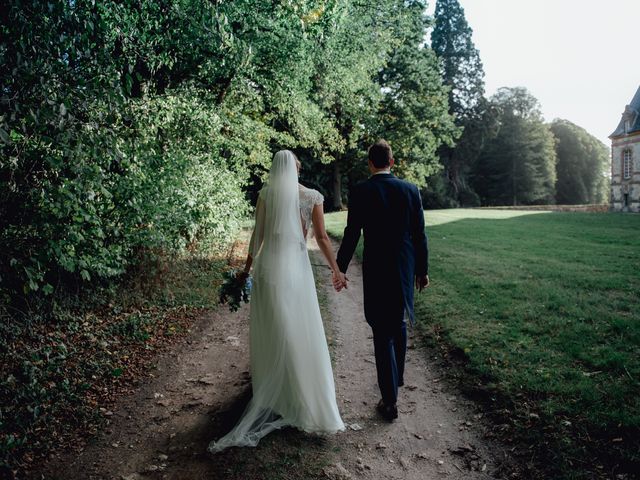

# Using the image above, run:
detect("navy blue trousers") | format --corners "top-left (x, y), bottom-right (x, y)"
top-left (371, 321), bottom-right (407, 406)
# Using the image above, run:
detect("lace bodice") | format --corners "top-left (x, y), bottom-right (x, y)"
top-left (299, 184), bottom-right (324, 236)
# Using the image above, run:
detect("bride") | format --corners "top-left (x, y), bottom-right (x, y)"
top-left (208, 150), bottom-right (346, 452)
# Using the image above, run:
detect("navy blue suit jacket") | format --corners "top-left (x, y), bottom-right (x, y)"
top-left (336, 173), bottom-right (429, 326)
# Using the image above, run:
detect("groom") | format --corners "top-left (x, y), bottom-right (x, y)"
top-left (335, 139), bottom-right (429, 421)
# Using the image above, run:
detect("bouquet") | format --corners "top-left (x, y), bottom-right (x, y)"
top-left (219, 268), bottom-right (252, 312)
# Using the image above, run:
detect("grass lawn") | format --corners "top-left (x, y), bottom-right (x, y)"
top-left (325, 209), bottom-right (640, 479)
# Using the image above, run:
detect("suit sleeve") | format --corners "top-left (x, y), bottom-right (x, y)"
top-left (336, 185), bottom-right (363, 274)
top-left (411, 185), bottom-right (429, 276)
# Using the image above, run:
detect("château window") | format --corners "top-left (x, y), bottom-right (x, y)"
top-left (625, 119), bottom-right (631, 133)
top-left (623, 149), bottom-right (632, 179)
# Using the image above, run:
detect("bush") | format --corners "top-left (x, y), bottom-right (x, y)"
top-left (0, 90), bottom-right (248, 306)
top-left (421, 173), bottom-right (459, 209)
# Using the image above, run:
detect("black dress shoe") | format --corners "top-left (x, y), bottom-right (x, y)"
top-left (376, 399), bottom-right (398, 422)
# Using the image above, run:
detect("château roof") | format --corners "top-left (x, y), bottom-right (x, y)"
top-left (610, 85), bottom-right (640, 138)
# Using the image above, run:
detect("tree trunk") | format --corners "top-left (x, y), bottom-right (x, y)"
top-left (512, 157), bottom-right (517, 206)
top-left (332, 161), bottom-right (343, 210)
top-left (448, 149), bottom-right (460, 197)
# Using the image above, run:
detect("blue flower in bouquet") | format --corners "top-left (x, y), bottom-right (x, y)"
top-left (219, 268), bottom-right (252, 312)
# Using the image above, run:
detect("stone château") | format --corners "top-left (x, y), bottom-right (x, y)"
top-left (610, 85), bottom-right (640, 212)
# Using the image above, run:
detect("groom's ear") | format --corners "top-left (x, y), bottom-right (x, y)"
top-left (389, 157), bottom-right (395, 168)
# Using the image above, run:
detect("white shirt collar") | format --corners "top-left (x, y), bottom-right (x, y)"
top-left (372, 170), bottom-right (391, 175)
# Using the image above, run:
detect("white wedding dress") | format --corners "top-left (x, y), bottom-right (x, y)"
top-left (208, 151), bottom-right (344, 453)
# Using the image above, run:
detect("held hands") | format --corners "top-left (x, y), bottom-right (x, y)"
top-left (332, 270), bottom-right (348, 292)
top-left (332, 272), bottom-right (427, 292)
top-left (238, 270), bottom-right (250, 283)
top-left (415, 274), bottom-right (430, 292)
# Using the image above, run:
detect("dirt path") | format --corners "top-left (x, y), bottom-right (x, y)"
top-left (38, 239), bottom-right (512, 480)
top-left (40, 290), bottom-right (257, 480)
top-left (322, 239), bottom-right (507, 479)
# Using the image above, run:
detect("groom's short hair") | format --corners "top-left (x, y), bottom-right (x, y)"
top-left (368, 140), bottom-right (393, 168)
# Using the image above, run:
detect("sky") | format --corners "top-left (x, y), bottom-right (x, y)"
top-left (426, 0), bottom-right (640, 147)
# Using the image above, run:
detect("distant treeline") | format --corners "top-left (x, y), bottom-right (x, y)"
top-left (427, 0), bottom-right (610, 208)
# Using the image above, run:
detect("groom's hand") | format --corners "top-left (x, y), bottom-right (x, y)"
top-left (415, 274), bottom-right (429, 292)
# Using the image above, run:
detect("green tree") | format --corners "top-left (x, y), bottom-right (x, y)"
top-left (430, 0), bottom-right (488, 204)
top-left (550, 119), bottom-right (610, 204)
top-left (0, 0), bottom-right (333, 300)
top-left (473, 87), bottom-right (557, 206)
top-left (308, 0), bottom-right (457, 208)
top-left (306, 0), bottom-right (389, 208)
top-left (377, 0), bottom-right (459, 187)
top-left (431, 0), bottom-right (485, 117)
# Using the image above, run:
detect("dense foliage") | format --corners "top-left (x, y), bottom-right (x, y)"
top-left (304, 0), bottom-right (458, 208)
top-left (431, 0), bottom-right (485, 118)
top-left (0, 0), bottom-right (456, 306)
top-left (472, 87), bottom-right (557, 206)
top-left (430, 0), bottom-right (492, 206)
top-left (550, 119), bottom-right (609, 205)
top-left (0, 1), bottom-right (257, 307)
top-left (375, 1), bottom-right (460, 188)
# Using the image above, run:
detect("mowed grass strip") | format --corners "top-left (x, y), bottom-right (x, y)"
top-left (325, 209), bottom-right (640, 478)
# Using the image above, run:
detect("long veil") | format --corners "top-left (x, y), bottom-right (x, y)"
top-left (249, 150), bottom-right (306, 284)
top-left (207, 150), bottom-right (344, 453)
